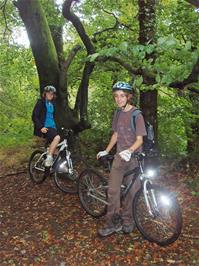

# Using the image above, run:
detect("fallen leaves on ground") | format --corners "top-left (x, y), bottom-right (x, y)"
top-left (0, 164), bottom-right (198, 265)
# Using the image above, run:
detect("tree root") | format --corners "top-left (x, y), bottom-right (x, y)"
top-left (0, 169), bottom-right (26, 178)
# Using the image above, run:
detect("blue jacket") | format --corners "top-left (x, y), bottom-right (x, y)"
top-left (32, 99), bottom-right (56, 137)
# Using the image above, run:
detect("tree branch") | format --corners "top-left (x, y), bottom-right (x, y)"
top-left (169, 58), bottom-right (199, 90)
top-left (61, 44), bottom-right (81, 72)
top-left (62, 0), bottom-right (95, 54)
top-left (96, 55), bottom-right (156, 84)
top-left (92, 8), bottom-right (133, 42)
top-left (1, 0), bottom-right (11, 37)
top-left (74, 62), bottom-right (95, 116)
top-left (186, 0), bottom-right (199, 8)
top-left (62, 0), bottom-right (95, 126)
top-left (96, 56), bottom-right (138, 74)
top-left (92, 9), bottom-right (118, 42)
top-left (59, 44), bottom-right (81, 91)
top-left (98, 54), bottom-right (199, 93)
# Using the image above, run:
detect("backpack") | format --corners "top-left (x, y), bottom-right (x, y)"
top-left (115, 108), bottom-right (155, 153)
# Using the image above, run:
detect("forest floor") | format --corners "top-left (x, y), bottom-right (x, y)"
top-left (0, 157), bottom-right (199, 266)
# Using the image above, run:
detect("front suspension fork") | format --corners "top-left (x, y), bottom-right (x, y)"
top-left (143, 179), bottom-right (157, 217)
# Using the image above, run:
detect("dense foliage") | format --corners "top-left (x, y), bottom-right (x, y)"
top-left (0, 42), bottom-right (38, 146)
top-left (0, 0), bottom-right (199, 159)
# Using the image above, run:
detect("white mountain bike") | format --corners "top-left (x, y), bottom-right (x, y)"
top-left (28, 128), bottom-right (83, 194)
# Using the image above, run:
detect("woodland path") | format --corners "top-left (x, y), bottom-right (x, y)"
top-left (0, 164), bottom-right (199, 265)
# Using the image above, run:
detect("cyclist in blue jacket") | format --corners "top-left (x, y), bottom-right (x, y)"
top-left (32, 85), bottom-right (60, 167)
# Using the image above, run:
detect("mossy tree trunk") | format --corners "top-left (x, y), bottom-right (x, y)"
top-left (14, 0), bottom-right (93, 132)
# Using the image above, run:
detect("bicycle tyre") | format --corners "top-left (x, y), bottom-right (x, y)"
top-left (54, 154), bottom-right (82, 194)
top-left (28, 150), bottom-right (47, 184)
top-left (133, 184), bottom-right (182, 246)
top-left (78, 168), bottom-right (107, 218)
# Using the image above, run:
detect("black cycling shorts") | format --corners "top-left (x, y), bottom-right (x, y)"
top-left (44, 127), bottom-right (58, 143)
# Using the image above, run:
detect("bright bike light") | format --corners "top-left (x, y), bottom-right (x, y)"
top-left (160, 195), bottom-right (171, 206)
top-left (145, 169), bottom-right (156, 178)
top-left (57, 160), bottom-right (69, 174)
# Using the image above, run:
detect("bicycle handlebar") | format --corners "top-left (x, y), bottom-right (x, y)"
top-left (98, 152), bottom-right (145, 161)
top-left (60, 127), bottom-right (73, 138)
top-left (98, 154), bottom-right (114, 162)
top-left (132, 152), bottom-right (146, 160)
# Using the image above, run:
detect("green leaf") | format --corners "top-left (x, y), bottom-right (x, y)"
top-left (102, 47), bottom-right (118, 57)
top-left (157, 36), bottom-right (177, 47)
top-left (185, 41), bottom-right (191, 50)
top-left (155, 73), bottom-right (161, 83)
top-left (134, 76), bottom-right (143, 87)
top-left (87, 53), bottom-right (100, 62)
top-left (119, 42), bottom-right (128, 52)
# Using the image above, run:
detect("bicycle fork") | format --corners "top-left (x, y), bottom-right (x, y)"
top-left (34, 152), bottom-right (47, 172)
top-left (143, 179), bottom-right (158, 217)
top-left (65, 151), bottom-right (73, 174)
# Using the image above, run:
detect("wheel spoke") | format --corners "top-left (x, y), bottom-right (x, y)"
top-left (78, 169), bottom-right (107, 217)
top-left (134, 185), bottom-right (182, 246)
top-left (54, 155), bottom-right (83, 194)
top-left (28, 150), bottom-right (47, 184)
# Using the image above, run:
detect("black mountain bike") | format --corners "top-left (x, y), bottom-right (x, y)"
top-left (28, 129), bottom-right (83, 194)
top-left (78, 153), bottom-right (183, 246)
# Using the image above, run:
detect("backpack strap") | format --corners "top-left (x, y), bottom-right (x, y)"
top-left (114, 108), bottom-right (121, 125)
top-left (130, 108), bottom-right (142, 133)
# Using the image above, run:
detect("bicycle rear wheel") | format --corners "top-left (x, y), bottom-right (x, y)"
top-left (28, 150), bottom-right (47, 184)
top-left (78, 169), bottom-right (107, 218)
top-left (133, 184), bottom-right (182, 246)
top-left (54, 155), bottom-right (82, 194)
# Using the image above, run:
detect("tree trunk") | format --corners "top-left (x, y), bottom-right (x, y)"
top-left (138, 0), bottom-right (158, 140)
top-left (187, 95), bottom-right (199, 154)
top-left (14, 0), bottom-right (60, 92)
top-left (14, 0), bottom-right (92, 132)
top-left (187, 124), bottom-right (199, 153)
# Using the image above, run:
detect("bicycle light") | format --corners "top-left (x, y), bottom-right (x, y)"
top-left (57, 159), bottom-right (69, 174)
top-left (160, 194), bottom-right (171, 206)
top-left (145, 169), bottom-right (156, 178)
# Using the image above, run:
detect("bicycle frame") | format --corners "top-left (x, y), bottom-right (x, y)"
top-left (123, 156), bottom-right (157, 217)
top-left (52, 138), bottom-right (74, 173)
top-left (86, 154), bottom-right (156, 217)
top-left (34, 137), bottom-right (74, 173)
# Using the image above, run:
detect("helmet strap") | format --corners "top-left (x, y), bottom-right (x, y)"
top-left (121, 102), bottom-right (129, 110)
top-left (121, 94), bottom-right (132, 110)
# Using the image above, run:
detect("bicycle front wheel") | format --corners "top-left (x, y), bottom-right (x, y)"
top-left (133, 184), bottom-right (182, 246)
top-left (54, 155), bottom-right (83, 194)
top-left (28, 150), bottom-right (47, 184)
top-left (78, 169), bottom-right (107, 218)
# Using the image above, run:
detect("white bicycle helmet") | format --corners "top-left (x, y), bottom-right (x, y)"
top-left (43, 85), bottom-right (56, 93)
top-left (112, 81), bottom-right (132, 92)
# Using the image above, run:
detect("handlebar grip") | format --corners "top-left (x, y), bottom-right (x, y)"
top-left (131, 152), bottom-right (145, 160)
top-left (98, 154), bottom-right (114, 162)
top-left (60, 128), bottom-right (73, 136)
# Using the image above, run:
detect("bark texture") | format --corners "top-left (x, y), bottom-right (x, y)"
top-left (14, 0), bottom-right (94, 132)
top-left (138, 0), bottom-right (158, 139)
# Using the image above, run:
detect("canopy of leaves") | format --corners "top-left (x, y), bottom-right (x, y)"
top-left (0, 0), bottom-right (199, 158)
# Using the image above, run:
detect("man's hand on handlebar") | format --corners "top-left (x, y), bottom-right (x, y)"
top-left (96, 150), bottom-right (108, 160)
top-left (119, 149), bottom-right (132, 162)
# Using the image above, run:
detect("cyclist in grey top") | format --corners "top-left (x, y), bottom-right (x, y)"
top-left (97, 81), bottom-right (146, 237)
